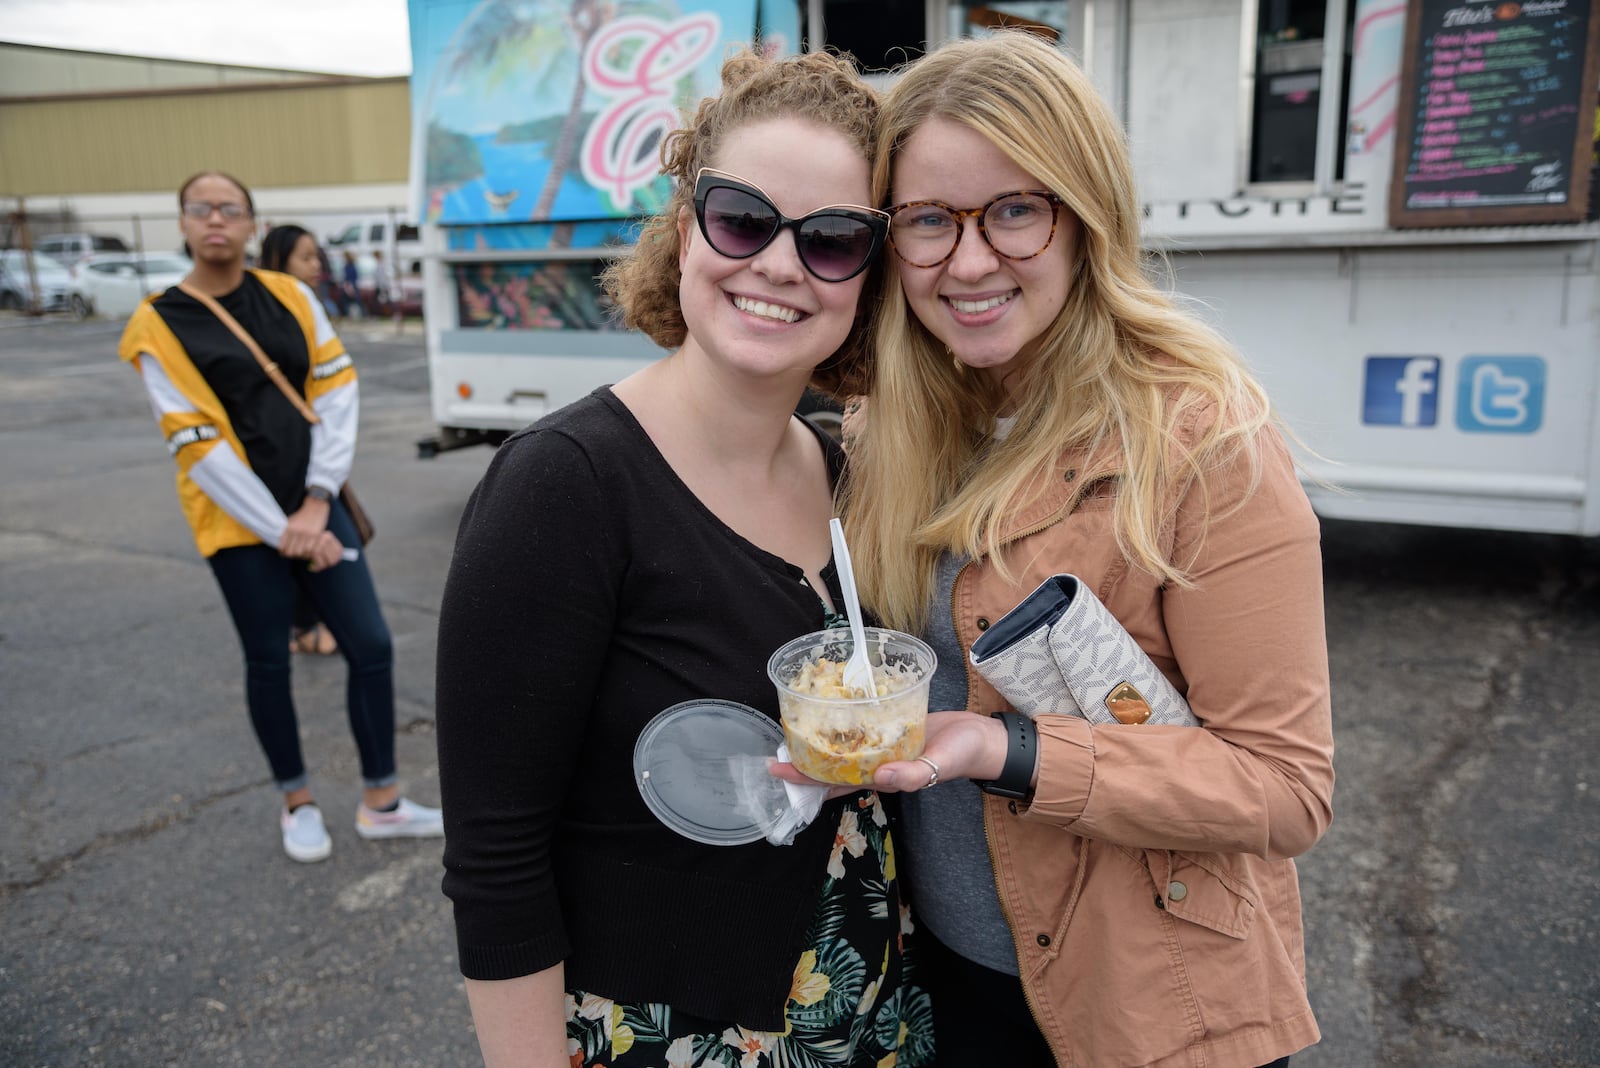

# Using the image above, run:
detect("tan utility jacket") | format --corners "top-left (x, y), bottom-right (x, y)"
top-left (951, 405), bottom-right (1334, 1066)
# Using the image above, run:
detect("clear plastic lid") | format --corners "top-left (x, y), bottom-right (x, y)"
top-left (633, 699), bottom-right (790, 846)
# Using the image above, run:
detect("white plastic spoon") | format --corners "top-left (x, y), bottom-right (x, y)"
top-left (829, 518), bottom-right (876, 698)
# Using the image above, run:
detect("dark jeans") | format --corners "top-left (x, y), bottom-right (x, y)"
top-left (208, 500), bottom-right (395, 793)
top-left (292, 586), bottom-right (322, 634)
top-left (919, 927), bottom-right (1291, 1067)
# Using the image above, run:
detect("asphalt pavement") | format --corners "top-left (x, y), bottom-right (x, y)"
top-left (1, 314), bottom-right (1596, 1067)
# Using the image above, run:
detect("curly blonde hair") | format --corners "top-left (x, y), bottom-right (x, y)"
top-left (601, 47), bottom-right (880, 398)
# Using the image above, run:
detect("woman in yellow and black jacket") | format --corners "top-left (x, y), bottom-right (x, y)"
top-left (118, 171), bottom-right (442, 864)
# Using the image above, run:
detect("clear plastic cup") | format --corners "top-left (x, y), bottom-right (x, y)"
top-left (766, 627), bottom-right (937, 785)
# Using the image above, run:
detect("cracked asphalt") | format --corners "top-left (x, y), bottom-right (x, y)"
top-left (2, 315), bottom-right (1597, 1067)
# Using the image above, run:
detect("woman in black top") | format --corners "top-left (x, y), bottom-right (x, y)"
top-left (435, 50), bottom-right (932, 1067)
top-left (260, 223), bottom-right (339, 658)
top-left (118, 172), bottom-right (442, 863)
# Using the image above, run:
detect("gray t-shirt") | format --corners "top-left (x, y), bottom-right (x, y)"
top-left (899, 550), bottom-right (1020, 975)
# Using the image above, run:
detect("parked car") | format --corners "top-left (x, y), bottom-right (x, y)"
top-left (35, 232), bottom-right (130, 268)
top-left (350, 252), bottom-right (423, 317)
top-left (0, 249), bottom-right (74, 313)
top-left (70, 252), bottom-right (191, 318)
top-left (325, 217), bottom-right (422, 275)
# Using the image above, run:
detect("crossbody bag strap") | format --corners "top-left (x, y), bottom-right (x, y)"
top-left (178, 279), bottom-right (320, 426)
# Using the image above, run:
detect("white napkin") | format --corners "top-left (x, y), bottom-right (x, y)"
top-left (726, 744), bottom-right (829, 846)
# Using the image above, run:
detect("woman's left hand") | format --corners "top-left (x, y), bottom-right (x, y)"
top-left (870, 710), bottom-right (1009, 793)
top-left (768, 710), bottom-right (1010, 795)
top-left (280, 497), bottom-right (331, 559)
top-left (306, 529), bottom-right (345, 572)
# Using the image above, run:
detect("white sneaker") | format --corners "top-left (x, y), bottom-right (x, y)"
top-left (281, 804), bottom-right (332, 862)
top-left (354, 797), bottom-right (444, 840)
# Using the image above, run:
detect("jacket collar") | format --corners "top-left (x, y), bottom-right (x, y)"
top-left (997, 437), bottom-right (1125, 543)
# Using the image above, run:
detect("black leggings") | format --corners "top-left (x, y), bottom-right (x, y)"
top-left (918, 927), bottom-right (1291, 1067)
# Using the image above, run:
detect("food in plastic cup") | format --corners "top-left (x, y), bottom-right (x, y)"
top-left (767, 627), bottom-right (937, 786)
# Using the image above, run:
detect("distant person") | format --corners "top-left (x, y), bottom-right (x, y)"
top-left (118, 171), bottom-right (443, 863)
top-left (339, 250), bottom-right (362, 319)
top-left (260, 224), bottom-right (340, 658)
top-left (315, 246), bottom-right (340, 319)
top-left (370, 250), bottom-right (394, 318)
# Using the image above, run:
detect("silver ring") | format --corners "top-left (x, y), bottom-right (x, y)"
top-left (914, 756), bottom-right (940, 787)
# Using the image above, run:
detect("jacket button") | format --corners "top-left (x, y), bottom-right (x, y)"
top-left (1036, 934), bottom-right (1051, 947)
top-left (1064, 468), bottom-right (1077, 482)
top-left (976, 618), bottom-right (989, 631)
top-left (1167, 880), bottom-right (1188, 902)
top-left (1007, 801), bottom-right (1018, 814)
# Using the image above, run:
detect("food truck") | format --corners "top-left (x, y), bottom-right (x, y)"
top-left (406, 0), bottom-right (1600, 536)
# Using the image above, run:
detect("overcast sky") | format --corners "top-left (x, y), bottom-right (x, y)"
top-left (0, 0), bottom-right (413, 76)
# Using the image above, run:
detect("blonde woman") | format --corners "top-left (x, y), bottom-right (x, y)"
top-left (808, 32), bottom-right (1333, 1067)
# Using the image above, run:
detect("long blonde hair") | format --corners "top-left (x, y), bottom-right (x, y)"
top-left (842, 32), bottom-right (1272, 633)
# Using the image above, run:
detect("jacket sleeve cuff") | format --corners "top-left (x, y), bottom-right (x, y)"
top-left (1018, 714), bottom-right (1095, 823)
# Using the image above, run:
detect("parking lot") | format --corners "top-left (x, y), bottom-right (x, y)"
top-left (2, 314), bottom-right (1597, 1066)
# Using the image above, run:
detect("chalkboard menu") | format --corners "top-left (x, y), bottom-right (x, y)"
top-left (1390, 0), bottom-right (1600, 227)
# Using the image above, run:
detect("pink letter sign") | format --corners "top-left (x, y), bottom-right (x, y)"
top-left (580, 14), bottom-right (721, 209)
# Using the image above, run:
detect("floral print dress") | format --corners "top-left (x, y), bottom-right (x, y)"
top-left (565, 791), bottom-right (935, 1068)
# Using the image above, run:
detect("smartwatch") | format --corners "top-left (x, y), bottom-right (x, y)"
top-left (975, 711), bottom-right (1038, 800)
top-left (304, 485), bottom-right (334, 503)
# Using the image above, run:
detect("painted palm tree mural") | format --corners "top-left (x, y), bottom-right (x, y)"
top-left (415, 0), bottom-right (753, 244)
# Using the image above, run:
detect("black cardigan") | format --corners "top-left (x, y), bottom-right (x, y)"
top-left (435, 388), bottom-right (853, 1029)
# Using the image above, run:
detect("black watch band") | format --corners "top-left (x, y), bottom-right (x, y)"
top-left (975, 711), bottom-right (1037, 800)
top-left (304, 485), bottom-right (334, 503)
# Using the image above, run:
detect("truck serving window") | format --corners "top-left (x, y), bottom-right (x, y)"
top-left (813, 0), bottom-right (926, 68)
top-left (1249, 0), bottom-right (1356, 186)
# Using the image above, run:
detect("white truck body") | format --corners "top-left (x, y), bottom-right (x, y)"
top-left (405, 0), bottom-right (1600, 535)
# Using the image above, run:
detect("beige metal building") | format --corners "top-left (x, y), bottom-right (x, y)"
top-left (0, 42), bottom-right (412, 248)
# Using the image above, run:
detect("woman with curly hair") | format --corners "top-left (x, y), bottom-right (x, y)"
top-left (434, 48), bottom-right (932, 1068)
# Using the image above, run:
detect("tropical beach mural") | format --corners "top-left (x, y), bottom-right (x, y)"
top-left (454, 260), bottom-right (621, 330)
top-left (408, 0), bottom-right (784, 229)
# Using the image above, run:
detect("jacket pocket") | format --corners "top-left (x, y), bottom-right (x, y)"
top-left (1149, 849), bottom-right (1259, 940)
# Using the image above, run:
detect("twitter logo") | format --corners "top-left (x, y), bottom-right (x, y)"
top-left (1455, 356), bottom-right (1545, 434)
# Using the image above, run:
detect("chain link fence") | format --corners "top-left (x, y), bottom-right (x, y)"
top-left (1, 199), bottom-right (420, 320)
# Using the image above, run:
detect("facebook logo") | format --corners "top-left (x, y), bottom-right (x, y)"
top-left (1363, 356), bottom-right (1440, 427)
top-left (1456, 356), bottom-right (1545, 434)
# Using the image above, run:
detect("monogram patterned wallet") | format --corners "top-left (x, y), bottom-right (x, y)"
top-left (968, 574), bottom-right (1199, 727)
